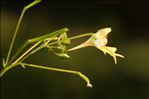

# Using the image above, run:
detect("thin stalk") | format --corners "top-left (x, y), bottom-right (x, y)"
top-left (0, 41), bottom-right (41, 77)
top-left (6, 0), bottom-right (41, 65)
top-left (1, 39), bottom-right (59, 77)
top-left (69, 33), bottom-right (93, 40)
top-left (11, 41), bottom-right (41, 65)
top-left (19, 45), bottom-right (44, 63)
top-left (18, 38), bottom-right (58, 63)
top-left (7, 40), bottom-right (30, 66)
top-left (0, 64), bottom-right (17, 77)
top-left (1, 33), bottom-right (93, 77)
top-left (21, 63), bottom-right (92, 87)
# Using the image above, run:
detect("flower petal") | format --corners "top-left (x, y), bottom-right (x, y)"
top-left (106, 47), bottom-right (117, 52)
top-left (96, 28), bottom-right (111, 37)
top-left (115, 53), bottom-right (125, 58)
top-left (68, 27), bottom-right (124, 64)
top-left (106, 47), bottom-right (124, 58)
top-left (93, 38), bottom-right (107, 46)
top-left (98, 46), bottom-right (117, 64)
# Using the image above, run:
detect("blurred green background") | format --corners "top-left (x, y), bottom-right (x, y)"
top-left (1, 0), bottom-right (149, 99)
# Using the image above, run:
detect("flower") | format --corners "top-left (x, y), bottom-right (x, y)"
top-left (68, 28), bottom-right (124, 64)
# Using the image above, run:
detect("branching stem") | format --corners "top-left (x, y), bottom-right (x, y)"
top-left (69, 33), bottom-right (93, 40)
top-left (21, 63), bottom-right (92, 87)
top-left (6, 0), bottom-right (41, 65)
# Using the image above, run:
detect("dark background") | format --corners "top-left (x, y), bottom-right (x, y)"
top-left (1, 0), bottom-right (149, 99)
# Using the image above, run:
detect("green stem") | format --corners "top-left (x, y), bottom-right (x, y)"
top-left (19, 45), bottom-right (44, 63)
top-left (8, 28), bottom-right (67, 64)
top-left (21, 63), bottom-right (92, 87)
top-left (18, 39), bottom-right (58, 63)
top-left (0, 41), bottom-right (41, 77)
top-left (10, 32), bottom-right (93, 64)
top-left (7, 40), bottom-right (30, 66)
top-left (0, 64), bottom-right (17, 77)
top-left (12, 41), bottom-right (41, 65)
top-left (6, 0), bottom-right (41, 65)
top-left (1, 39), bottom-right (60, 77)
top-left (69, 33), bottom-right (93, 40)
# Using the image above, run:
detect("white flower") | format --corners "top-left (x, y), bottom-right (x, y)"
top-left (68, 28), bottom-right (124, 64)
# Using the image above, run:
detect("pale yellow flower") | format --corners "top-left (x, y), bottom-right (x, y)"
top-left (68, 28), bottom-right (124, 64)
